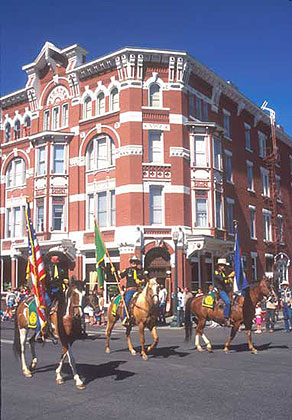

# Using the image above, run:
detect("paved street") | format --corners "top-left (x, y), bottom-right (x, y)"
top-left (1, 320), bottom-right (291, 420)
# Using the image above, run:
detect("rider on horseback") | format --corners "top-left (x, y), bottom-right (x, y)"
top-left (214, 258), bottom-right (235, 327)
top-left (120, 255), bottom-right (145, 326)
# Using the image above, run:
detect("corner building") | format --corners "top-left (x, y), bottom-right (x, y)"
top-left (1, 42), bottom-right (292, 303)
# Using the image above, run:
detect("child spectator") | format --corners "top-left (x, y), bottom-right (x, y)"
top-left (255, 302), bottom-right (262, 333)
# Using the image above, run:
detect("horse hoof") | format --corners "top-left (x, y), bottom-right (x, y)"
top-left (23, 371), bottom-right (32, 378)
top-left (142, 354), bottom-right (148, 361)
top-left (207, 346), bottom-right (212, 353)
top-left (252, 348), bottom-right (258, 355)
top-left (146, 346), bottom-right (152, 353)
top-left (105, 348), bottom-right (110, 354)
top-left (130, 349), bottom-right (137, 356)
top-left (224, 349), bottom-right (229, 354)
top-left (29, 364), bottom-right (37, 371)
top-left (197, 347), bottom-right (204, 352)
top-left (76, 383), bottom-right (86, 390)
top-left (56, 378), bottom-right (65, 385)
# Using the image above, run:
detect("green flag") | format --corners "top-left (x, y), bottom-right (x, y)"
top-left (94, 219), bottom-right (106, 289)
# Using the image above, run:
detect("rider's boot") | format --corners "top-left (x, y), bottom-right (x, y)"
top-left (122, 317), bottom-right (130, 327)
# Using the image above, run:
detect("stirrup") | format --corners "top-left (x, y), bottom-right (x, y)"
top-left (122, 317), bottom-right (129, 327)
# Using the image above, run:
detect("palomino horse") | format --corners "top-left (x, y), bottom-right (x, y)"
top-left (14, 278), bottom-right (86, 389)
top-left (106, 278), bottom-right (160, 360)
top-left (185, 277), bottom-right (274, 354)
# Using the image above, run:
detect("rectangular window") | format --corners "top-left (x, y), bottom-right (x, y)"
top-left (249, 206), bottom-right (256, 239)
top-left (278, 215), bottom-right (284, 243)
top-left (195, 97), bottom-right (202, 120)
top-left (36, 205), bottom-right (44, 232)
top-left (14, 159), bottom-right (25, 186)
top-left (149, 131), bottom-right (163, 163)
top-left (245, 124), bottom-right (251, 150)
top-left (265, 254), bottom-right (274, 273)
top-left (97, 138), bottom-right (107, 169)
top-left (189, 94), bottom-right (194, 117)
top-left (97, 192), bottom-right (107, 227)
top-left (213, 137), bottom-right (222, 170)
top-left (6, 208), bottom-right (12, 238)
top-left (194, 136), bottom-right (206, 167)
top-left (247, 162), bottom-right (254, 191)
top-left (195, 198), bottom-right (207, 227)
top-left (13, 207), bottom-right (21, 237)
top-left (150, 185), bottom-right (163, 225)
top-left (43, 110), bottom-right (50, 131)
top-left (251, 253), bottom-right (258, 282)
top-left (203, 102), bottom-right (208, 122)
top-left (53, 144), bottom-right (65, 174)
top-left (225, 152), bottom-right (232, 183)
top-left (110, 190), bottom-right (116, 226)
top-left (215, 192), bottom-right (222, 229)
top-left (52, 107), bottom-right (60, 130)
top-left (259, 132), bottom-right (266, 158)
top-left (87, 194), bottom-right (94, 230)
top-left (261, 168), bottom-right (270, 196)
top-left (226, 200), bottom-right (234, 234)
top-left (223, 110), bottom-right (231, 138)
top-left (275, 176), bottom-right (281, 199)
top-left (38, 146), bottom-right (46, 175)
top-left (52, 204), bottom-right (64, 231)
top-left (263, 211), bottom-right (272, 242)
top-left (61, 103), bottom-right (69, 127)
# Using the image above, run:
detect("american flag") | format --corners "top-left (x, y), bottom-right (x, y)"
top-left (25, 201), bottom-right (47, 332)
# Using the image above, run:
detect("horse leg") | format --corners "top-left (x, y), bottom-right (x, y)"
top-left (126, 326), bottom-right (136, 356)
top-left (19, 328), bottom-right (32, 377)
top-left (28, 333), bottom-right (38, 371)
top-left (138, 323), bottom-right (148, 360)
top-left (147, 325), bottom-right (159, 354)
top-left (66, 344), bottom-right (85, 390)
top-left (105, 315), bottom-right (117, 354)
top-left (195, 320), bottom-right (206, 352)
top-left (246, 329), bottom-right (258, 354)
top-left (201, 332), bottom-right (212, 352)
top-left (224, 322), bottom-right (240, 353)
top-left (56, 350), bottom-right (67, 384)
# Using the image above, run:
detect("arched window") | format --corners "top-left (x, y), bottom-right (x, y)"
top-left (5, 123), bottom-right (11, 142)
top-left (110, 88), bottom-right (119, 111)
top-left (24, 116), bottom-right (31, 136)
top-left (14, 120), bottom-right (21, 140)
top-left (83, 96), bottom-right (92, 119)
top-left (86, 135), bottom-right (116, 171)
top-left (6, 158), bottom-right (26, 188)
top-left (149, 83), bottom-right (161, 107)
top-left (97, 93), bottom-right (105, 115)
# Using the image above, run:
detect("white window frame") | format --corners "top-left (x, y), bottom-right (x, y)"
top-left (247, 161), bottom-right (254, 191)
top-left (263, 209), bottom-right (272, 242)
top-left (97, 92), bottom-right (105, 116)
top-left (37, 146), bottom-right (46, 176)
top-left (249, 205), bottom-right (256, 239)
top-left (110, 88), bottom-right (119, 112)
top-left (61, 103), bottom-right (69, 127)
top-left (36, 202), bottom-right (45, 233)
top-left (86, 190), bottom-right (116, 230)
top-left (149, 185), bottom-right (164, 225)
top-left (195, 97), bottom-right (202, 120)
top-left (194, 136), bottom-right (207, 167)
top-left (51, 106), bottom-right (60, 130)
top-left (215, 191), bottom-right (223, 230)
top-left (189, 93), bottom-right (195, 117)
top-left (275, 175), bottom-right (281, 201)
top-left (43, 110), bottom-right (50, 131)
top-left (149, 131), bottom-right (163, 163)
top-left (52, 144), bottom-right (65, 174)
top-left (251, 252), bottom-right (258, 282)
top-left (86, 136), bottom-right (116, 171)
top-left (261, 167), bottom-right (270, 197)
top-left (195, 197), bottom-right (208, 227)
top-left (213, 136), bottom-right (222, 170)
top-left (14, 119), bottom-right (21, 140)
top-left (277, 214), bottom-right (284, 243)
top-left (258, 131), bottom-right (267, 158)
top-left (5, 123), bottom-right (11, 142)
top-left (52, 202), bottom-right (65, 231)
top-left (149, 83), bottom-right (162, 108)
top-left (83, 96), bottom-right (92, 119)
top-left (223, 109), bottom-right (231, 139)
top-left (6, 158), bottom-right (26, 188)
top-left (5, 205), bottom-right (25, 238)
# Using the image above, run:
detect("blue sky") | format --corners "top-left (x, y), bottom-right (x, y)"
top-left (1, 0), bottom-right (291, 134)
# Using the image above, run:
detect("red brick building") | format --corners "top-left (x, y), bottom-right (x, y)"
top-left (1, 42), bottom-right (291, 303)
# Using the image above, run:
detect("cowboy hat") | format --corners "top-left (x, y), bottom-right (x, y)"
top-left (217, 258), bottom-right (229, 266)
top-left (129, 255), bottom-right (141, 264)
top-left (281, 280), bottom-right (290, 286)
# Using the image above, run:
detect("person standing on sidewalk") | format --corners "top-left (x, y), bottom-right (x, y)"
top-left (280, 281), bottom-right (292, 333)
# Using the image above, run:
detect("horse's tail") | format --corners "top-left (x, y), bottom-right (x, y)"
top-left (184, 296), bottom-right (194, 342)
top-left (13, 307), bottom-right (21, 357)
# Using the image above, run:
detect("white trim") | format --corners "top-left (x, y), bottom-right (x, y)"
top-left (262, 208), bottom-right (272, 215)
top-left (120, 111), bottom-right (142, 123)
top-left (116, 184), bottom-right (143, 195)
top-left (69, 194), bottom-right (86, 203)
top-left (170, 147), bottom-right (190, 159)
top-left (143, 123), bottom-right (170, 131)
top-left (169, 114), bottom-right (188, 124)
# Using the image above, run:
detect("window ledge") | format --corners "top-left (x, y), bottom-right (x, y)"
top-left (5, 184), bottom-right (26, 190)
top-left (247, 188), bottom-right (256, 193)
top-left (141, 106), bottom-right (170, 111)
top-left (251, 237), bottom-right (258, 241)
top-left (224, 135), bottom-right (232, 142)
top-left (142, 162), bottom-right (171, 167)
top-left (263, 240), bottom-right (273, 245)
top-left (245, 147), bottom-right (253, 153)
top-left (261, 193), bottom-right (270, 198)
top-left (226, 180), bottom-right (234, 185)
top-left (86, 165), bottom-right (115, 174)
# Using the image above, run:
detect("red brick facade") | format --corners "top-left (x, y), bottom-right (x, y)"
top-left (1, 42), bottom-right (291, 303)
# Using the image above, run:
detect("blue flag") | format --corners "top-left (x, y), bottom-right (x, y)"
top-left (234, 227), bottom-right (249, 293)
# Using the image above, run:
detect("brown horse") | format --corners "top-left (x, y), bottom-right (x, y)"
top-left (14, 278), bottom-right (86, 389)
top-left (185, 277), bottom-right (274, 354)
top-left (105, 278), bottom-right (160, 360)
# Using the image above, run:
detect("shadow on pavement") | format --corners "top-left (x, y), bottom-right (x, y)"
top-left (33, 360), bottom-right (135, 384)
top-left (150, 346), bottom-right (190, 358)
top-left (211, 342), bottom-right (289, 352)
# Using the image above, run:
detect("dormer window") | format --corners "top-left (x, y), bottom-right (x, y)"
top-left (97, 92), bottom-right (105, 115)
top-left (83, 96), bottom-right (92, 119)
top-left (5, 123), bottom-right (11, 142)
top-left (14, 120), bottom-right (21, 140)
top-left (149, 83), bottom-right (161, 107)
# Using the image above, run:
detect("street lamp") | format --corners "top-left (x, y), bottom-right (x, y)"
top-left (171, 229), bottom-right (180, 327)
